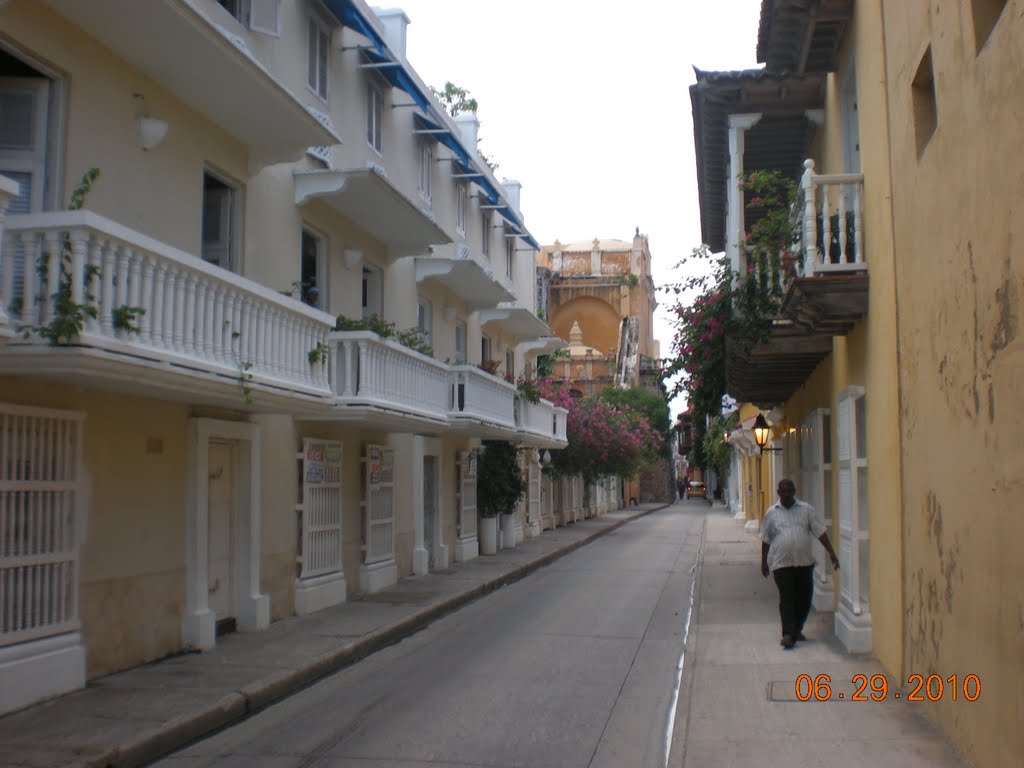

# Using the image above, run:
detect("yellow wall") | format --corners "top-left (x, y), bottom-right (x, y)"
top-left (0, 379), bottom-right (191, 676)
top-left (880, 3), bottom-right (1024, 765)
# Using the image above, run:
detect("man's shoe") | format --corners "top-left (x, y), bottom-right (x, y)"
top-left (781, 634), bottom-right (796, 649)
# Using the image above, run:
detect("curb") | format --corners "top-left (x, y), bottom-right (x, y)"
top-left (101, 505), bottom-right (668, 767)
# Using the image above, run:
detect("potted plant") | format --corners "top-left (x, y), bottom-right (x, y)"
top-left (475, 440), bottom-right (527, 554)
top-left (478, 358), bottom-right (502, 375)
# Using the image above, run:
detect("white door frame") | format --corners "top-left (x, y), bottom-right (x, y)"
top-left (183, 418), bottom-right (268, 650)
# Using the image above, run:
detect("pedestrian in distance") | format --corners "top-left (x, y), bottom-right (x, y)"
top-left (760, 478), bottom-right (839, 649)
top-left (677, 478), bottom-right (686, 500)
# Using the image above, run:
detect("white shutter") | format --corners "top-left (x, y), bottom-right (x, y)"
top-left (0, 405), bottom-right (84, 647)
top-left (297, 438), bottom-right (342, 579)
top-left (363, 444), bottom-right (394, 564)
top-left (249, 0), bottom-right (280, 35)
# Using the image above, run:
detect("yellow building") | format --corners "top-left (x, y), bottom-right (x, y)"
top-left (0, 0), bottom-right (568, 715)
top-left (692, 2), bottom-right (1021, 766)
top-left (536, 232), bottom-right (671, 503)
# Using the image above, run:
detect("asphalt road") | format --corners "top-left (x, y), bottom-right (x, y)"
top-left (155, 502), bottom-right (708, 768)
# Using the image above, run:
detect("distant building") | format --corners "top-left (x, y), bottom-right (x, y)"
top-left (536, 231), bottom-right (672, 502)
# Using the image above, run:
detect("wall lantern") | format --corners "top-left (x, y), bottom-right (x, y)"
top-left (752, 413), bottom-right (782, 454)
top-left (133, 93), bottom-right (169, 151)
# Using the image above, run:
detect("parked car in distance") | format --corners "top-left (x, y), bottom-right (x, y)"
top-left (686, 481), bottom-right (707, 499)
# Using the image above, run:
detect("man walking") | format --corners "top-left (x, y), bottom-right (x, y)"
top-left (760, 478), bottom-right (839, 649)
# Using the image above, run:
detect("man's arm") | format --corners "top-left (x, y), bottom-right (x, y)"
top-left (761, 541), bottom-right (770, 578)
top-left (818, 533), bottom-right (840, 569)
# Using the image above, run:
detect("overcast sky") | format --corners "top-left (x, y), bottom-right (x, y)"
top-left (390, 0), bottom-right (765, 410)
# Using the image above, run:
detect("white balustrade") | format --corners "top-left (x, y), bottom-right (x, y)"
top-left (329, 330), bottom-right (450, 422)
top-left (800, 159), bottom-right (866, 276)
top-left (517, 397), bottom-right (569, 446)
top-left (449, 365), bottom-right (517, 430)
top-left (1, 210), bottom-right (333, 396)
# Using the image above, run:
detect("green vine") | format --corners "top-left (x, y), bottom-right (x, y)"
top-left (308, 341), bottom-right (328, 365)
top-left (619, 273), bottom-right (640, 288)
top-left (112, 305), bottom-right (145, 334)
top-left (20, 168), bottom-right (147, 345)
top-left (238, 360), bottom-right (254, 405)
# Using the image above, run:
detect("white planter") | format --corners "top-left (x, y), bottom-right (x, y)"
top-left (479, 516), bottom-right (498, 555)
top-left (500, 513), bottom-right (516, 549)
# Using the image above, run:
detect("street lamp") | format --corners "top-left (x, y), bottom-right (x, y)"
top-left (752, 413), bottom-right (782, 454)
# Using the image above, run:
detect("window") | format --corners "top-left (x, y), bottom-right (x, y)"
top-left (417, 296), bottom-right (432, 347)
top-left (418, 140), bottom-right (432, 202)
top-left (216, 0), bottom-right (280, 34)
top-left (972, 0), bottom-right (1008, 53)
top-left (366, 80), bottom-right (383, 153)
top-left (300, 227), bottom-right (326, 308)
top-left (505, 232), bottom-right (514, 280)
top-left (202, 171), bottom-right (240, 272)
top-left (505, 349), bottom-right (514, 380)
top-left (217, 0), bottom-right (250, 24)
top-left (481, 211), bottom-right (491, 260)
top-left (362, 265), bottom-right (381, 319)
top-left (455, 182), bottom-right (467, 234)
top-left (307, 15), bottom-right (329, 101)
top-left (454, 321), bottom-right (467, 363)
top-left (911, 46), bottom-right (937, 156)
top-left (481, 334), bottom-right (492, 365)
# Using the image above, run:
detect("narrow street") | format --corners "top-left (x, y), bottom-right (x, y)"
top-left (155, 503), bottom-right (707, 768)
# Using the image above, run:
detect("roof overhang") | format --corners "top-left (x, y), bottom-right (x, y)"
top-left (45, 0), bottom-right (340, 158)
top-left (690, 68), bottom-right (824, 252)
top-left (415, 257), bottom-right (514, 310)
top-left (518, 336), bottom-right (568, 358)
top-left (295, 167), bottom-right (451, 259)
top-left (478, 304), bottom-right (551, 342)
top-left (757, 0), bottom-right (855, 74)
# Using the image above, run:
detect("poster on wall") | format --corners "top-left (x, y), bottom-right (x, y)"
top-left (305, 442), bottom-right (325, 484)
top-left (369, 445), bottom-right (382, 486)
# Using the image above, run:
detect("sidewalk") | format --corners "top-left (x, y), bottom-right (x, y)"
top-left (678, 509), bottom-right (973, 768)
top-left (0, 504), bottom-right (667, 768)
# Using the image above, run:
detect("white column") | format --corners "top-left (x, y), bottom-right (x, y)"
top-left (726, 113), bottom-right (762, 276)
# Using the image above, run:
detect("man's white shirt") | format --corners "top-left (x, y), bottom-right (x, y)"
top-left (760, 498), bottom-right (827, 572)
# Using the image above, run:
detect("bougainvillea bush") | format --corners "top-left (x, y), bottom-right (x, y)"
top-left (550, 396), bottom-right (663, 481)
top-left (661, 169), bottom-right (799, 467)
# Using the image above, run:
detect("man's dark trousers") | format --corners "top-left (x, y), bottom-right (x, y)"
top-left (772, 564), bottom-right (815, 638)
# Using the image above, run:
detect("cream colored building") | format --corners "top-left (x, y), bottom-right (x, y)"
top-left (0, 0), bottom-right (569, 715)
top-left (694, 2), bottom-right (1021, 766)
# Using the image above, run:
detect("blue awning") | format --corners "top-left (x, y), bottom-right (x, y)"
top-left (324, 0), bottom-right (431, 113)
top-left (413, 113), bottom-right (473, 168)
top-left (324, 0), bottom-right (540, 251)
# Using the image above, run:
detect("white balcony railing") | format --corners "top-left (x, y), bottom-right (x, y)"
top-left (1, 210), bottom-right (334, 397)
top-left (518, 397), bottom-right (568, 446)
top-left (329, 330), bottom-right (450, 424)
top-left (798, 159), bottom-right (866, 277)
top-left (449, 365), bottom-right (517, 431)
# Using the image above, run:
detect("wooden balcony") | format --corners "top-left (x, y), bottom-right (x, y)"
top-left (725, 323), bottom-right (834, 408)
top-left (0, 209), bottom-right (335, 413)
